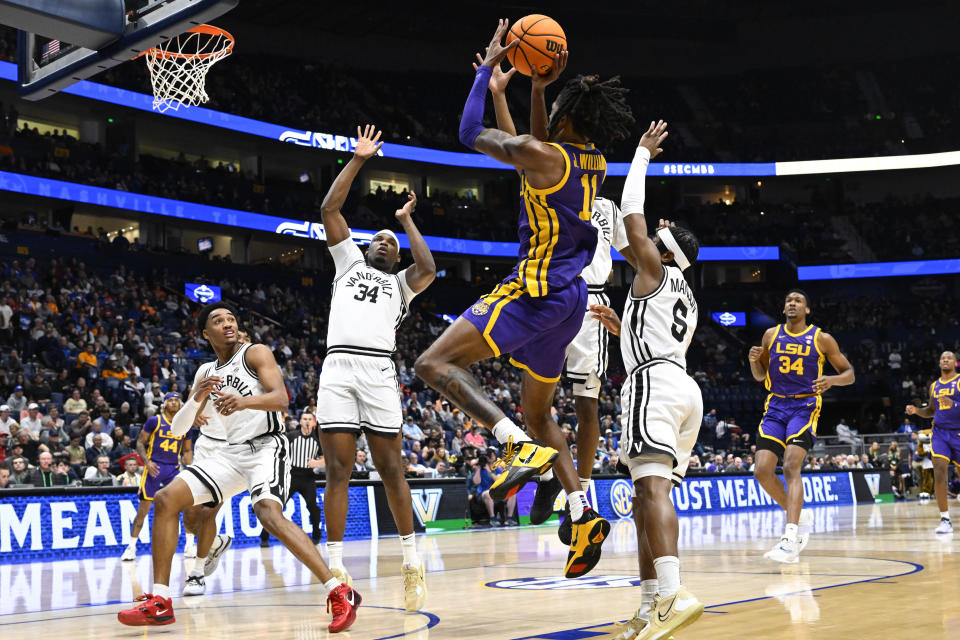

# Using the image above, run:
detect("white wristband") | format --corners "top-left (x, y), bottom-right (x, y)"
top-left (621, 146), bottom-right (651, 217)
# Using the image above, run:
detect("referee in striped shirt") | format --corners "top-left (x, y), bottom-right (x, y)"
top-left (260, 411), bottom-right (325, 545)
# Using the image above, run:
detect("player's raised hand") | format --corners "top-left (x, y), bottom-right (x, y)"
top-left (639, 120), bottom-right (669, 159)
top-left (481, 19), bottom-right (519, 68)
top-left (395, 191), bottom-right (417, 224)
top-left (589, 303), bottom-right (621, 336)
top-left (192, 375), bottom-right (222, 402)
top-left (748, 346), bottom-right (764, 363)
top-left (474, 53), bottom-right (517, 94)
top-left (353, 124), bottom-right (384, 161)
top-left (531, 50), bottom-right (568, 89)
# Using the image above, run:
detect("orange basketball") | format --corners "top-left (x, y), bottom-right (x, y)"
top-left (506, 14), bottom-right (567, 77)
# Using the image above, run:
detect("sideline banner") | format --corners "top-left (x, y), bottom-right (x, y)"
top-left (0, 470), bottom-right (887, 563)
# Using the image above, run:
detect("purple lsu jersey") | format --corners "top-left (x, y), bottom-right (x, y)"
top-left (765, 324), bottom-right (824, 397)
top-left (513, 141), bottom-right (603, 298)
top-left (932, 374), bottom-right (960, 431)
top-left (143, 413), bottom-right (189, 465)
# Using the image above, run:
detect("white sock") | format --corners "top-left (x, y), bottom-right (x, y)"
top-left (185, 533), bottom-right (195, 547)
top-left (541, 469), bottom-right (554, 482)
top-left (127, 539), bottom-right (138, 551)
top-left (152, 583), bottom-right (170, 599)
top-left (941, 511), bottom-right (951, 521)
top-left (784, 523), bottom-right (799, 543)
top-left (399, 533), bottom-right (419, 566)
top-left (189, 557), bottom-right (205, 577)
top-left (568, 490), bottom-right (590, 521)
top-left (579, 477), bottom-right (591, 494)
top-left (638, 578), bottom-right (658, 621)
top-left (327, 541), bottom-right (344, 570)
top-left (323, 577), bottom-right (340, 593)
top-left (653, 556), bottom-right (681, 598)
top-left (492, 417), bottom-right (531, 444)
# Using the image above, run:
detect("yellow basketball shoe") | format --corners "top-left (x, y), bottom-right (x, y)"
top-left (604, 609), bottom-right (674, 640)
top-left (564, 508), bottom-right (610, 578)
top-left (331, 567), bottom-right (353, 587)
top-left (635, 588), bottom-right (703, 640)
top-left (401, 562), bottom-right (427, 611)
top-left (489, 437), bottom-right (558, 501)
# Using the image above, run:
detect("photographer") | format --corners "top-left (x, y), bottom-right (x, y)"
top-left (466, 449), bottom-right (517, 527)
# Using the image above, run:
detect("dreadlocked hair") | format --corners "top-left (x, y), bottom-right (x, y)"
top-left (547, 74), bottom-right (635, 149)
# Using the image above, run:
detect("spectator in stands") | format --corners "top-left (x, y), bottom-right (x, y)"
top-left (896, 418), bottom-right (915, 435)
top-left (0, 466), bottom-right (9, 489)
top-left (64, 389), bottom-right (87, 414)
top-left (41, 405), bottom-right (65, 435)
top-left (6, 385), bottom-right (26, 414)
top-left (115, 401), bottom-right (135, 428)
top-left (868, 441), bottom-right (882, 468)
top-left (405, 451), bottom-right (427, 478)
top-left (116, 457), bottom-right (142, 487)
top-left (449, 426), bottom-right (466, 454)
top-left (0, 404), bottom-right (18, 433)
top-left (70, 409), bottom-right (92, 435)
top-left (84, 454), bottom-right (114, 483)
top-left (402, 415), bottom-right (424, 443)
top-left (20, 403), bottom-right (43, 436)
top-left (835, 418), bottom-right (862, 453)
top-left (435, 460), bottom-right (454, 478)
top-left (888, 441), bottom-right (904, 498)
top-left (464, 424), bottom-right (486, 449)
top-left (55, 458), bottom-right (79, 484)
top-left (13, 429), bottom-right (40, 463)
top-left (9, 456), bottom-right (29, 483)
top-left (27, 451), bottom-right (66, 487)
top-left (77, 342), bottom-right (98, 375)
top-left (111, 433), bottom-right (135, 462)
top-left (725, 456), bottom-right (745, 473)
top-left (65, 433), bottom-right (85, 472)
top-left (86, 412), bottom-right (114, 450)
top-left (85, 434), bottom-right (109, 466)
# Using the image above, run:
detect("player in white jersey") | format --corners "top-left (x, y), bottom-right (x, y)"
top-left (316, 124), bottom-right (436, 612)
top-left (118, 304), bottom-right (361, 633)
top-left (530, 195), bottom-right (636, 526)
top-left (592, 121), bottom-right (705, 640)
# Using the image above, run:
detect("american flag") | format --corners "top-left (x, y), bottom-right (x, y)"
top-left (40, 40), bottom-right (60, 63)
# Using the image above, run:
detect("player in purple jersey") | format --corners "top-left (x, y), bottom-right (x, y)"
top-left (121, 392), bottom-right (194, 561)
top-left (907, 350), bottom-right (960, 535)
top-left (749, 289), bottom-right (855, 563)
top-left (416, 19), bottom-right (634, 578)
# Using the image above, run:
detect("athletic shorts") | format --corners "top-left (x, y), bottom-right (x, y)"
top-left (193, 432), bottom-right (226, 462)
top-left (757, 394), bottom-right (821, 456)
top-left (932, 427), bottom-right (960, 467)
top-left (463, 275), bottom-right (588, 383)
top-left (317, 353), bottom-right (402, 437)
top-left (563, 290), bottom-right (610, 398)
top-left (181, 433), bottom-right (290, 507)
top-left (618, 361), bottom-right (703, 484)
top-left (138, 462), bottom-right (179, 501)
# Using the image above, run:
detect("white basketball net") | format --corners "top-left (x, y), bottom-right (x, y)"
top-left (144, 25), bottom-right (233, 113)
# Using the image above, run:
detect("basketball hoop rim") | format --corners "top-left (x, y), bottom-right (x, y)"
top-left (140, 24), bottom-right (234, 61)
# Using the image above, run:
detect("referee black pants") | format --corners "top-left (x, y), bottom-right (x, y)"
top-left (261, 468), bottom-right (323, 543)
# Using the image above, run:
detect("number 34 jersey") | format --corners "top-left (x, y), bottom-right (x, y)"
top-left (621, 265), bottom-right (698, 373)
top-left (764, 324), bottom-right (824, 396)
top-left (326, 238), bottom-right (417, 356)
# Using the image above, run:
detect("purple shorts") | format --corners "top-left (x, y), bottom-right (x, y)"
top-left (462, 276), bottom-right (588, 382)
top-left (932, 427), bottom-right (960, 466)
top-left (758, 394), bottom-right (822, 452)
top-left (139, 463), bottom-right (180, 501)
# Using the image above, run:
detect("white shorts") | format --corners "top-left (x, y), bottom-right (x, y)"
top-left (193, 432), bottom-right (226, 463)
top-left (563, 292), bottom-right (610, 399)
top-left (316, 353), bottom-right (402, 437)
top-left (619, 361), bottom-right (703, 485)
top-left (181, 433), bottom-right (290, 507)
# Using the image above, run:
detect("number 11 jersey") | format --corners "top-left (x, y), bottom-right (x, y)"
top-left (326, 238), bottom-right (417, 357)
top-left (621, 265), bottom-right (698, 373)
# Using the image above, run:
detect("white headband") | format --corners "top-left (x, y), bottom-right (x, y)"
top-left (657, 227), bottom-right (691, 271)
top-left (372, 229), bottom-right (399, 245)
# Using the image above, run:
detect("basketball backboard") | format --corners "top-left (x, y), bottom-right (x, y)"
top-left (5, 0), bottom-right (237, 101)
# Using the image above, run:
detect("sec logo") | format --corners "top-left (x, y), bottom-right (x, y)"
top-left (609, 479), bottom-right (634, 519)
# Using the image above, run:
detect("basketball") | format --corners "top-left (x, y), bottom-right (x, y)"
top-left (506, 14), bottom-right (567, 77)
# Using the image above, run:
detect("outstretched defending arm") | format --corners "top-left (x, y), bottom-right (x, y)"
top-left (621, 120), bottom-right (670, 293)
top-left (320, 124), bottom-right (384, 247)
top-left (394, 193), bottom-right (436, 293)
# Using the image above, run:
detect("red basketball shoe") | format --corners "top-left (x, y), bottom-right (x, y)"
top-left (117, 594), bottom-right (176, 626)
top-left (327, 583), bottom-right (362, 633)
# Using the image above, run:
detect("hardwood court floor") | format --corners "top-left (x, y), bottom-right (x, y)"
top-left (2, 500), bottom-right (959, 639)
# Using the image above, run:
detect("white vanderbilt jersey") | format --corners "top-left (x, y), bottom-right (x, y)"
top-left (192, 343), bottom-right (284, 445)
top-left (581, 197), bottom-right (629, 287)
top-left (327, 238), bottom-right (417, 357)
top-left (621, 265), bottom-right (698, 373)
